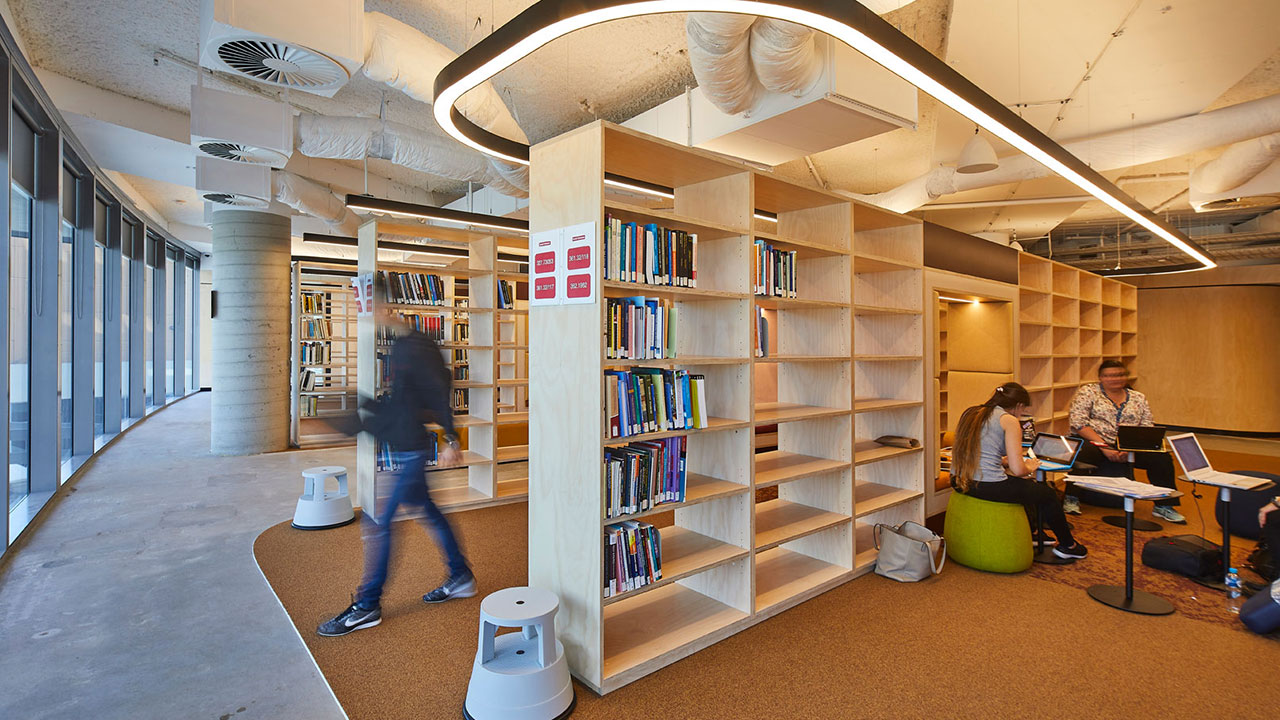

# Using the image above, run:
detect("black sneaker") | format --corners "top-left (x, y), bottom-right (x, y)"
top-left (1053, 542), bottom-right (1089, 560)
top-left (1032, 530), bottom-right (1058, 548)
top-left (317, 602), bottom-right (381, 637)
top-left (423, 572), bottom-right (477, 603)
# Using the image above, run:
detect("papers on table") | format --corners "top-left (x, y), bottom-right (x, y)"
top-left (1064, 475), bottom-right (1178, 499)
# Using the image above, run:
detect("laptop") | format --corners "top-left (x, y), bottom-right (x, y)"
top-left (1028, 433), bottom-right (1083, 472)
top-left (1117, 425), bottom-right (1168, 452)
top-left (1166, 433), bottom-right (1273, 489)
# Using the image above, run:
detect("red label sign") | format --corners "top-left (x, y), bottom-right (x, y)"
top-left (566, 244), bottom-right (591, 270)
top-left (566, 273), bottom-right (592, 298)
top-left (534, 275), bottom-right (557, 299)
top-left (534, 251), bottom-right (556, 273)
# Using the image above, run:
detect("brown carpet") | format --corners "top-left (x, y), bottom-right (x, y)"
top-left (255, 503), bottom-right (1279, 720)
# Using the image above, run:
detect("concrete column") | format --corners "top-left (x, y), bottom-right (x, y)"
top-left (210, 210), bottom-right (291, 454)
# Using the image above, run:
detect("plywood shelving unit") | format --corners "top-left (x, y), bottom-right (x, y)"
top-left (1017, 254), bottom-right (1138, 434)
top-left (290, 261), bottom-right (358, 448)
top-left (355, 220), bottom-right (530, 517)
top-left (528, 122), bottom-right (924, 695)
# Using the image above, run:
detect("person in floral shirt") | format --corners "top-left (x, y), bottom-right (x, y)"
top-left (1066, 359), bottom-right (1185, 523)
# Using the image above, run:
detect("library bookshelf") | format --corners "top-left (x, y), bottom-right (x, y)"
top-left (291, 261), bottom-right (358, 448)
top-left (355, 219), bottom-right (531, 518)
top-left (529, 121), bottom-right (924, 694)
top-left (1017, 253), bottom-right (1137, 433)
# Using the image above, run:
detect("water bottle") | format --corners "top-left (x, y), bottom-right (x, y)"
top-left (1225, 568), bottom-right (1242, 614)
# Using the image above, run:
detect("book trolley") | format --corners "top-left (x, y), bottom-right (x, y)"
top-left (1017, 253), bottom-right (1138, 433)
top-left (355, 219), bottom-right (530, 518)
top-left (528, 121), bottom-right (925, 693)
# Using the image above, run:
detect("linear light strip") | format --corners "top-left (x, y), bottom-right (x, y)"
top-left (938, 296), bottom-right (979, 304)
top-left (302, 232), bottom-right (528, 262)
top-left (344, 194), bottom-right (529, 233)
top-left (431, 0), bottom-right (1214, 270)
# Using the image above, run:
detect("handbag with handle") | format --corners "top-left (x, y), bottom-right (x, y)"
top-left (874, 520), bottom-right (946, 582)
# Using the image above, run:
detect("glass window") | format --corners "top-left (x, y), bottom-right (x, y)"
top-left (165, 249), bottom-right (175, 397)
top-left (59, 168), bottom-right (76, 463)
top-left (121, 233), bottom-right (131, 415)
top-left (185, 261), bottom-right (194, 392)
top-left (9, 183), bottom-right (32, 511)
top-left (93, 201), bottom-right (106, 437)
top-left (144, 255), bottom-right (153, 407)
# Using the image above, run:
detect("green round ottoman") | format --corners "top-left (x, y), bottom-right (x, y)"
top-left (943, 491), bottom-right (1033, 573)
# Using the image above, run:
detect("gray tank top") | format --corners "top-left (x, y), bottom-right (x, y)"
top-left (974, 408), bottom-right (1011, 483)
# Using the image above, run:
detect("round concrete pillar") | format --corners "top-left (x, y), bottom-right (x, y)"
top-left (210, 210), bottom-right (291, 455)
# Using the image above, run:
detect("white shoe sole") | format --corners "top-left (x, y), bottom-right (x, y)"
top-left (1052, 547), bottom-right (1087, 560)
top-left (317, 617), bottom-right (381, 637)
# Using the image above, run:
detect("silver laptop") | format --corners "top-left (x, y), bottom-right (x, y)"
top-left (1166, 433), bottom-right (1271, 489)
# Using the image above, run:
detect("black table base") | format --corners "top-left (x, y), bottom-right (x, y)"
top-left (1033, 547), bottom-right (1075, 565)
top-left (1087, 584), bottom-right (1175, 615)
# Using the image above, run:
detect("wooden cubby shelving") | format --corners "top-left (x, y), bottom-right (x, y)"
top-left (355, 220), bottom-right (531, 517)
top-left (528, 122), bottom-right (924, 695)
top-left (291, 261), bottom-right (358, 448)
top-left (1017, 255), bottom-right (1138, 434)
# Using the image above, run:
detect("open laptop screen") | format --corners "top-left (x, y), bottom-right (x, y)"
top-left (1031, 433), bottom-right (1081, 466)
top-left (1170, 435), bottom-right (1210, 472)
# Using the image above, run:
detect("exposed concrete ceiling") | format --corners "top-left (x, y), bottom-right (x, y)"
top-left (7, 0), bottom-right (1280, 269)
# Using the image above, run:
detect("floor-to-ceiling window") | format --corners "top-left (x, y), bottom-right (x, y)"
top-left (121, 219), bottom-right (133, 417)
top-left (144, 236), bottom-right (153, 407)
top-left (165, 247), bottom-right (175, 398)
top-left (9, 111), bottom-right (35, 513)
top-left (93, 199), bottom-right (106, 439)
top-left (184, 258), bottom-right (194, 392)
top-left (59, 167), bottom-right (75, 463)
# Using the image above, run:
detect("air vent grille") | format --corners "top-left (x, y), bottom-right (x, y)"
top-left (203, 192), bottom-right (269, 209)
top-left (213, 38), bottom-right (348, 90)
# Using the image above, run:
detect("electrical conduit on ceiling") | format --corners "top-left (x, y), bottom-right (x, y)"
top-left (868, 92), bottom-right (1280, 213)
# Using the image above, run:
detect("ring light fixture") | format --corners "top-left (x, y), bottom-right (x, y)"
top-left (432, 0), bottom-right (1215, 270)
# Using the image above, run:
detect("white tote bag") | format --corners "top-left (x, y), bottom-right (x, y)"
top-left (873, 520), bottom-right (946, 582)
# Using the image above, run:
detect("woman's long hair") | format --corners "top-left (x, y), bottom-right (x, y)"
top-left (952, 383), bottom-right (1032, 492)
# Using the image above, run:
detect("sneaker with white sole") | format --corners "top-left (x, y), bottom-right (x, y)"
top-left (317, 602), bottom-right (381, 637)
top-left (1063, 495), bottom-right (1082, 515)
top-left (423, 572), bottom-right (477, 604)
top-left (1053, 542), bottom-right (1088, 560)
top-left (1032, 530), bottom-right (1058, 548)
top-left (1153, 505), bottom-right (1187, 524)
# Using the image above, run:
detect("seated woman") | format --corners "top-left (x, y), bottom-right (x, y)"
top-left (1065, 360), bottom-right (1184, 524)
top-left (952, 383), bottom-right (1087, 559)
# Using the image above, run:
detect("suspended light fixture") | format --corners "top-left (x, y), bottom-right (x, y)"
top-left (344, 195), bottom-right (529, 234)
top-left (302, 232), bottom-right (529, 262)
top-left (430, 0), bottom-right (1215, 270)
top-left (956, 128), bottom-right (998, 174)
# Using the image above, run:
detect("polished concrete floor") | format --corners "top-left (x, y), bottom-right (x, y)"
top-left (0, 392), bottom-right (355, 720)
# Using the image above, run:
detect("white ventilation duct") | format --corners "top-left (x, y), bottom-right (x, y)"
top-left (1190, 131), bottom-right (1280, 195)
top-left (295, 115), bottom-right (528, 198)
top-left (749, 19), bottom-right (823, 96)
top-left (867, 92), bottom-right (1280, 213)
top-left (273, 170), bottom-right (362, 235)
top-left (686, 14), bottom-right (762, 115)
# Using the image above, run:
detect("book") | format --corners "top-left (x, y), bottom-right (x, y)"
top-left (603, 521), bottom-right (663, 598)
top-left (605, 368), bottom-right (700, 438)
top-left (602, 214), bottom-right (698, 287)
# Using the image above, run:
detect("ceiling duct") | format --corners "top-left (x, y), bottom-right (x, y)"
top-left (196, 155), bottom-right (272, 209)
top-left (626, 33), bottom-right (916, 167)
top-left (190, 85), bottom-right (294, 168)
top-left (1189, 132), bottom-right (1280, 212)
top-left (199, 0), bottom-right (365, 97)
top-left (1189, 157), bottom-right (1280, 212)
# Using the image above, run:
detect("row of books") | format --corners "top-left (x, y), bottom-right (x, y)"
top-left (603, 436), bottom-right (688, 519)
top-left (603, 215), bottom-right (698, 287)
top-left (299, 341), bottom-right (333, 365)
top-left (300, 317), bottom-right (333, 340)
top-left (453, 388), bottom-right (469, 413)
top-left (753, 240), bottom-right (797, 298)
top-left (498, 279), bottom-right (516, 309)
top-left (380, 270), bottom-right (448, 306)
top-left (603, 521), bottom-right (663, 598)
top-left (299, 368), bottom-right (318, 392)
top-left (300, 292), bottom-right (333, 315)
top-left (606, 296), bottom-right (678, 360)
top-left (299, 395), bottom-right (320, 418)
top-left (755, 306), bottom-right (770, 358)
top-left (605, 368), bottom-right (709, 438)
top-left (376, 435), bottom-right (439, 472)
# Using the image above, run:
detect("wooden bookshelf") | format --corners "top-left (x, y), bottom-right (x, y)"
top-left (355, 219), bottom-right (531, 518)
top-left (1017, 255), bottom-right (1138, 433)
top-left (528, 122), bottom-right (923, 695)
top-left (291, 261), bottom-right (357, 449)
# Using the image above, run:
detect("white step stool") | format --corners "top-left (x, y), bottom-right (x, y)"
top-left (292, 466), bottom-right (355, 530)
top-left (464, 587), bottom-right (575, 720)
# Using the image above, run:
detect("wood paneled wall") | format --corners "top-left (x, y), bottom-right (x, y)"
top-left (1137, 284), bottom-right (1280, 433)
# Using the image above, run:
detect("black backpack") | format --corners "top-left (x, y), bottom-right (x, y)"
top-left (1141, 534), bottom-right (1223, 579)
top-left (1247, 538), bottom-right (1277, 582)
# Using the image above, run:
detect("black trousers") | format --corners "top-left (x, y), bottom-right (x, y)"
top-left (964, 476), bottom-right (1076, 546)
top-left (1264, 511), bottom-right (1280, 581)
top-left (1074, 443), bottom-right (1181, 507)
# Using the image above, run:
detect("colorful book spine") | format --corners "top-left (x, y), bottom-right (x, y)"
top-left (602, 521), bottom-right (663, 598)
top-left (753, 240), bottom-right (797, 298)
top-left (604, 368), bottom-right (704, 438)
top-left (602, 436), bottom-right (689, 519)
top-left (602, 214), bottom-right (698, 288)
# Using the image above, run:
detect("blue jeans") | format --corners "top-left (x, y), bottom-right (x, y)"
top-left (355, 450), bottom-right (470, 608)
